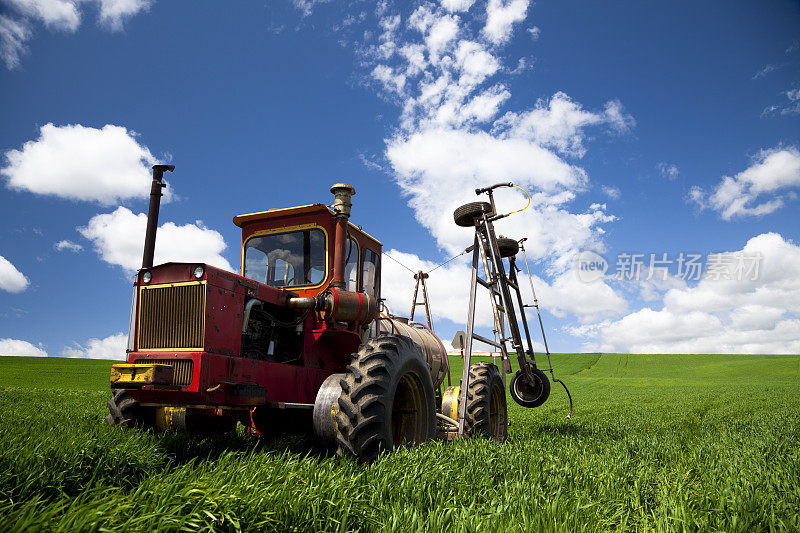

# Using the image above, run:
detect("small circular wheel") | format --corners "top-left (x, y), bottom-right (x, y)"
top-left (336, 335), bottom-right (436, 461)
top-left (509, 367), bottom-right (551, 408)
top-left (464, 362), bottom-right (507, 441)
top-left (453, 202), bottom-right (494, 227)
top-left (486, 237), bottom-right (519, 258)
top-left (105, 389), bottom-right (154, 428)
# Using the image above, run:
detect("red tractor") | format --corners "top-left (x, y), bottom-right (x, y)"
top-left (105, 165), bottom-right (508, 460)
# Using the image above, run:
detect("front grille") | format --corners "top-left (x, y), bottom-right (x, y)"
top-left (138, 282), bottom-right (206, 350)
top-left (146, 358), bottom-right (194, 386)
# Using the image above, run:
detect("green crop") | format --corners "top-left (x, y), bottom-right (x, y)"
top-left (0, 353), bottom-right (797, 532)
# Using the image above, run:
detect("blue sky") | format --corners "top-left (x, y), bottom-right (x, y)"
top-left (1, 0), bottom-right (799, 358)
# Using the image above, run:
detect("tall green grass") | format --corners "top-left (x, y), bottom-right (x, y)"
top-left (0, 353), bottom-right (798, 532)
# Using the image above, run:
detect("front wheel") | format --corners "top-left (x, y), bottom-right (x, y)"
top-left (335, 335), bottom-right (436, 461)
top-left (105, 389), bottom-right (154, 428)
top-left (509, 367), bottom-right (550, 408)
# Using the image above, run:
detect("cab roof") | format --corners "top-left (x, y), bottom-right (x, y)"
top-left (233, 203), bottom-right (382, 246)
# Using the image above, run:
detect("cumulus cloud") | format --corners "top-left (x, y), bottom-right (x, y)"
top-left (495, 92), bottom-right (634, 158)
top-left (0, 338), bottom-right (47, 357)
top-left (574, 233), bottom-right (800, 354)
top-left (689, 147), bottom-right (800, 219)
top-left (482, 0), bottom-right (528, 45)
top-left (0, 255), bottom-right (29, 293)
top-left (2, 123), bottom-right (159, 205)
top-left (0, 0), bottom-right (150, 69)
top-left (441, 0), bottom-right (476, 13)
top-left (54, 240), bottom-right (83, 252)
top-left (62, 332), bottom-right (127, 359)
top-left (78, 206), bottom-right (235, 274)
top-left (355, 0), bottom-right (632, 325)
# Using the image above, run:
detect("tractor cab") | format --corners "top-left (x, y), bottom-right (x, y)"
top-left (233, 204), bottom-right (382, 301)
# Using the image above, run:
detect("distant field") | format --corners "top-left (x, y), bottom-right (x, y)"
top-left (0, 353), bottom-right (798, 532)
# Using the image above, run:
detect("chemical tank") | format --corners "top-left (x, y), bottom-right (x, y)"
top-left (378, 315), bottom-right (447, 388)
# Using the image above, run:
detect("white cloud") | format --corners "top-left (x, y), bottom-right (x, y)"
top-left (62, 332), bottom-right (127, 359)
top-left (96, 0), bottom-right (151, 30)
top-left (292, 0), bottom-right (331, 17)
top-left (357, 0), bottom-right (632, 325)
top-left (657, 162), bottom-right (679, 180)
top-left (0, 338), bottom-right (47, 357)
top-left (1, 0), bottom-right (150, 68)
top-left (495, 92), bottom-right (634, 158)
top-left (761, 88), bottom-right (800, 117)
top-left (752, 63), bottom-right (780, 79)
top-left (601, 185), bottom-right (621, 199)
top-left (440, 0), bottom-right (476, 13)
top-left (690, 146), bottom-right (800, 219)
top-left (526, 26), bottom-right (540, 40)
top-left (78, 206), bottom-right (235, 274)
top-left (0, 255), bottom-right (29, 293)
top-left (54, 240), bottom-right (83, 252)
top-left (2, 123), bottom-right (158, 205)
top-left (482, 0), bottom-right (529, 45)
top-left (5, 0), bottom-right (80, 31)
top-left (576, 233), bottom-right (800, 354)
top-left (381, 249), bottom-right (495, 327)
top-left (0, 14), bottom-right (30, 68)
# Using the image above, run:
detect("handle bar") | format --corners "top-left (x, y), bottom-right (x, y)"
top-left (475, 182), bottom-right (513, 195)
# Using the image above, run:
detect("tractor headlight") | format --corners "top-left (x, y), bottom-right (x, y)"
top-left (193, 265), bottom-right (205, 279)
top-left (141, 271), bottom-right (152, 284)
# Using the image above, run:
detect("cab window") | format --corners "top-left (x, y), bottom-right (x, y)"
top-left (362, 248), bottom-right (380, 298)
top-left (244, 228), bottom-right (326, 287)
top-left (344, 236), bottom-right (359, 291)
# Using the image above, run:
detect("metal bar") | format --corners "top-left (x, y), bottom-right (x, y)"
top-left (421, 274), bottom-right (433, 330)
top-left (476, 277), bottom-right (493, 289)
top-left (508, 256), bottom-right (537, 366)
top-left (471, 333), bottom-right (502, 349)
top-left (409, 272), bottom-right (421, 322)
top-left (457, 233), bottom-right (481, 436)
top-left (481, 214), bottom-right (530, 379)
top-left (476, 225), bottom-right (510, 376)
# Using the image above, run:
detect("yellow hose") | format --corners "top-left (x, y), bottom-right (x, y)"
top-left (506, 184), bottom-right (531, 216)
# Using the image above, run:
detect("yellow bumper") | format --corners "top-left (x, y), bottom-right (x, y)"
top-left (110, 364), bottom-right (173, 387)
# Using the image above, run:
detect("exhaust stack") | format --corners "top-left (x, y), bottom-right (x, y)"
top-left (330, 183), bottom-right (355, 289)
top-left (142, 164), bottom-right (175, 269)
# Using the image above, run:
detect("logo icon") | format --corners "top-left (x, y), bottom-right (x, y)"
top-left (576, 250), bottom-right (608, 283)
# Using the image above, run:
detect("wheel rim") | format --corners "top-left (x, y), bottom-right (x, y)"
top-left (391, 373), bottom-right (427, 446)
top-left (513, 372), bottom-right (543, 402)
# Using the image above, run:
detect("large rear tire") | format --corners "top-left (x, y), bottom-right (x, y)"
top-left (464, 362), bottom-right (508, 441)
top-left (105, 389), bottom-right (154, 428)
top-left (335, 335), bottom-right (436, 461)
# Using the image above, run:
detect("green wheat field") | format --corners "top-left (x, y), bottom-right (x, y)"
top-left (0, 353), bottom-right (798, 532)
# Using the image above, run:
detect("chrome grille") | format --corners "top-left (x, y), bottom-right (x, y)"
top-left (138, 283), bottom-right (206, 350)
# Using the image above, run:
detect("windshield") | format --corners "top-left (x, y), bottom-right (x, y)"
top-left (244, 228), bottom-right (326, 288)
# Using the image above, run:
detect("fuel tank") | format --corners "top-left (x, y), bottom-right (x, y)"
top-left (378, 316), bottom-right (447, 388)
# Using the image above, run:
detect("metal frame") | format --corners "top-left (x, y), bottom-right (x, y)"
top-left (409, 271), bottom-right (434, 331)
top-left (456, 192), bottom-right (539, 436)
